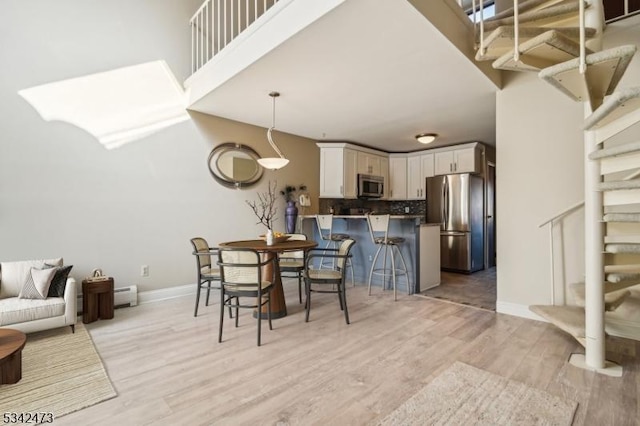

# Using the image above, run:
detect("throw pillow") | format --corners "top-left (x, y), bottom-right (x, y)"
top-left (0, 258), bottom-right (63, 298)
top-left (46, 264), bottom-right (73, 298)
top-left (19, 267), bottom-right (57, 299)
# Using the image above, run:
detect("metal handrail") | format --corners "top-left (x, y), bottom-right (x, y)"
top-left (539, 200), bottom-right (585, 227)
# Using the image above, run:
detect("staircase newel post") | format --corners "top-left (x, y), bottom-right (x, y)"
top-left (584, 128), bottom-right (605, 370)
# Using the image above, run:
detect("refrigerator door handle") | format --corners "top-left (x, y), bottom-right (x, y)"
top-left (441, 178), bottom-right (447, 229)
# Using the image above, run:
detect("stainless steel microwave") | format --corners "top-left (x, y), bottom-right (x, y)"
top-left (358, 174), bottom-right (384, 198)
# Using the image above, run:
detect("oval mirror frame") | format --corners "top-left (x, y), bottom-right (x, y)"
top-left (207, 143), bottom-right (264, 189)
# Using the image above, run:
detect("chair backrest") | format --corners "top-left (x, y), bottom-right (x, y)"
top-left (337, 239), bottom-right (356, 271)
top-left (281, 233), bottom-right (307, 260)
top-left (218, 248), bottom-right (262, 284)
top-left (366, 214), bottom-right (390, 244)
top-left (191, 237), bottom-right (212, 270)
top-left (315, 215), bottom-right (334, 240)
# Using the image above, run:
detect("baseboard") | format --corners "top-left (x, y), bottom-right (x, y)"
top-left (138, 283), bottom-right (195, 305)
top-left (496, 301), bottom-right (546, 322)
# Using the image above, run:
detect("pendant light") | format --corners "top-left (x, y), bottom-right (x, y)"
top-left (257, 91), bottom-right (289, 170)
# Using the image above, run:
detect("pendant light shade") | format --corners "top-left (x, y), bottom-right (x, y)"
top-left (257, 92), bottom-right (289, 170)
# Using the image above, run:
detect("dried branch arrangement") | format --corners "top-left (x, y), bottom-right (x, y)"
top-left (246, 180), bottom-right (278, 230)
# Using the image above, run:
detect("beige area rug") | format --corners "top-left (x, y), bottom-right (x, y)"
top-left (379, 362), bottom-right (577, 425)
top-left (0, 323), bottom-right (116, 419)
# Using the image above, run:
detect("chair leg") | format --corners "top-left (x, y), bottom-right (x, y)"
top-left (194, 282), bottom-right (202, 317)
top-left (368, 245), bottom-right (383, 295)
top-left (298, 272), bottom-right (302, 304)
top-left (218, 288), bottom-right (224, 343)
top-left (305, 279), bottom-right (311, 322)
top-left (382, 245), bottom-right (389, 289)
top-left (235, 299), bottom-right (240, 328)
top-left (268, 293), bottom-right (273, 331)
top-left (257, 296), bottom-right (262, 347)
top-left (205, 282), bottom-right (212, 306)
top-left (338, 283), bottom-right (344, 311)
top-left (348, 258), bottom-right (355, 287)
top-left (340, 282), bottom-right (350, 324)
top-left (390, 246), bottom-right (397, 301)
top-left (396, 245), bottom-right (411, 294)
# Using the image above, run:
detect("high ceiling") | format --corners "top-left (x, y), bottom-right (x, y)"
top-left (187, 0), bottom-right (500, 152)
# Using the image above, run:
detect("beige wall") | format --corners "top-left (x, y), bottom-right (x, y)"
top-left (0, 0), bottom-right (319, 292)
top-left (496, 16), bottom-right (640, 316)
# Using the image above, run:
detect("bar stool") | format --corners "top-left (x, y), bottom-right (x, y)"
top-left (315, 214), bottom-right (355, 285)
top-left (366, 214), bottom-right (410, 301)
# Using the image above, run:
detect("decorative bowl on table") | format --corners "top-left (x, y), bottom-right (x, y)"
top-left (259, 233), bottom-right (290, 244)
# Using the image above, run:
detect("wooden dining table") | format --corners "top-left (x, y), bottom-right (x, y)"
top-left (218, 238), bottom-right (317, 319)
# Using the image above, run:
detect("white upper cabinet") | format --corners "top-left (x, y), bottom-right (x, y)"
top-left (380, 156), bottom-right (389, 199)
top-left (434, 146), bottom-right (480, 175)
top-left (319, 146), bottom-right (358, 199)
top-left (407, 153), bottom-right (433, 200)
top-left (388, 156), bottom-right (407, 200)
top-left (318, 143), bottom-right (386, 199)
top-left (357, 151), bottom-right (383, 176)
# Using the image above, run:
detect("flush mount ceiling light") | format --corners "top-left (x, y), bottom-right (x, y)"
top-left (257, 91), bottom-right (289, 170)
top-left (415, 133), bottom-right (438, 144)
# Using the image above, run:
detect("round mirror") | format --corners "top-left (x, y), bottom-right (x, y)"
top-left (208, 143), bottom-right (264, 189)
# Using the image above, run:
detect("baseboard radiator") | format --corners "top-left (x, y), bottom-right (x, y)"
top-left (76, 285), bottom-right (138, 313)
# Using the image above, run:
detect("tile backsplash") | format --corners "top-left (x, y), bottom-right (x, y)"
top-left (319, 198), bottom-right (426, 216)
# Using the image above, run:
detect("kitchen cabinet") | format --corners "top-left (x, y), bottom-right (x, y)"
top-left (357, 151), bottom-right (383, 176)
top-left (319, 147), bottom-right (357, 198)
top-left (434, 146), bottom-right (480, 175)
top-left (388, 156), bottom-right (407, 200)
top-left (380, 156), bottom-right (389, 199)
top-left (407, 153), bottom-right (434, 200)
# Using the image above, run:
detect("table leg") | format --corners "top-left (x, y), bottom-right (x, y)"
top-left (0, 349), bottom-right (23, 384)
top-left (254, 252), bottom-right (287, 319)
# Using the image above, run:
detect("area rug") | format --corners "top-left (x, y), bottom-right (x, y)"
top-left (0, 323), bottom-right (117, 419)
top-left (378, 362), bottom-right (577, 425)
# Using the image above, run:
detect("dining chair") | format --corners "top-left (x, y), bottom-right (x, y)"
top-left (303, 238), bottom-right (356, 324)
top-left (315, 214), bottom-right (355, 285)
top-left (217, 247), bottom-right (275, 346)
top-left (279, 233), bottom-right (307, 304)
top-left (190, 237), bottom-right (225, 317)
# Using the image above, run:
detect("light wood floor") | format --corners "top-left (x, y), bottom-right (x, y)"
top-left (421, 267), bottom-right (497, 311)
top-left (56, 281), bottom-right (638, 426)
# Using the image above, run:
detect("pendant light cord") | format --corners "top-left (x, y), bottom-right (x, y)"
top-left (267, 92), bottom-right (285, 158)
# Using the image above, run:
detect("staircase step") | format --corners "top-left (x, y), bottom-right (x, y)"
top-left (569, 282), bottom-right (631, 311)
top-left (603, 213), bottom-right (640, 222)
top-left (599, 178), bottom-right (640, 191)
top-left (605, 243), bottom-right (640, 254)
top-left (605, 264), bottom-right (640, 287)
top-left (475, 26), bottom-right (596, 61)
top-left (539, 46), bottom-right (637, 111)
top-left (529, 305), bottom-right (586, 346)
top-left (484, 2), bottom-right (585, 32)
top-left (492, 29), bottom-right (592, 72)
top-left (487, 0), bottom-right (570, 22)
top-left (584, 85), bottom-right (640, 130)
top-left (605, 234), bottom-right (640, 244)
top-left (589, 140), bottom-right (640, 160)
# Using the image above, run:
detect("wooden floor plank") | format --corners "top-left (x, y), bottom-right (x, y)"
top-left (52, 282), bottom-right (639, 425)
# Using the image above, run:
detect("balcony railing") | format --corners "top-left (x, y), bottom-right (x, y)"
top-left (190, 0), bottom-right (279, 75)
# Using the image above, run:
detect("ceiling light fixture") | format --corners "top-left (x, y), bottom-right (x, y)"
top-left (415, 133), bottom-right (437, 144)
top-left (257, 91), bottom-right (289, 170)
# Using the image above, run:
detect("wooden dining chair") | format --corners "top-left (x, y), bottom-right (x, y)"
top-left (217, 247), bottom-right (275, 346)
top-left (303, 238), bottom-right (356, 325)
top-left (190, 237), bottom-right (223, 317)
top-left (279, 233), bottom-right (307, 304)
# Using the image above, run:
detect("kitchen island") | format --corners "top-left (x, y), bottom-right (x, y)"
top-left (300, 215), bottom-right (440, 293)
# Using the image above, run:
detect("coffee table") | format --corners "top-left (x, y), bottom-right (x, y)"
top-left (0, 329), bottom-right (27, 384)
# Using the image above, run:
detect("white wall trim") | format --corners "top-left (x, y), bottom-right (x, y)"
top-left (138, 283), bottom-right (195, 305)
top-left (496, 301), bottom-right (546, 322)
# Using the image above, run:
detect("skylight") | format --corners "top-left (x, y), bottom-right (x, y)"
top-left (18, 60), bottom-right (190, 150)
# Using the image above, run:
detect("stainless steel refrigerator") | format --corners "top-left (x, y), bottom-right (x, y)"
top-left (426, 173), bottom-right (484, 273)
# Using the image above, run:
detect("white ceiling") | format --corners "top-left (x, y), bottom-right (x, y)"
top-left (187, 0), bottom-right (500, 153)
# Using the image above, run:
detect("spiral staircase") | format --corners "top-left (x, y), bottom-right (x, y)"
top-left (474, 0), bottom-right (640, 376)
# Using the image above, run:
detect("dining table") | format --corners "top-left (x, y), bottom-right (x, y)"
top-left (218, 238), bottom-right (318, 319)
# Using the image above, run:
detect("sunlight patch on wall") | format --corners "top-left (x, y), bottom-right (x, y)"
top-left (18, 60), bottom-right (190, 150)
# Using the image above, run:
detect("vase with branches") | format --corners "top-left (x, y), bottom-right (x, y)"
top-left (246, 181), bottom-right (279, 232)
top-left (280, 184), bottom-right (306, 233)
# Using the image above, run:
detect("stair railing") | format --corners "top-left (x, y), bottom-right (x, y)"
top-left (190, 0), bottom-right (279, 75)
top-left (539, 200), bottom-right (585, 305)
